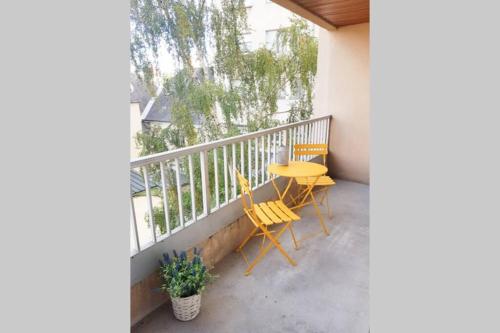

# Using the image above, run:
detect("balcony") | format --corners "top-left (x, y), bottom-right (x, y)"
top-left (130, 116), bottom-right (332, 262)
top-left (130, 116), bottom-right (369, 331)
top-left (132, 180), bottom-right (368, 332)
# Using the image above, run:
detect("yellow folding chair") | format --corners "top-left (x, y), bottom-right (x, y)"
top-left (293, 144), bottom-right (336, 219)
top-left (234, 170), bottom-right (300, 276)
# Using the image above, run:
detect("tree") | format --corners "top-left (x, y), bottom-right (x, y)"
top-left (130, 0), bottom-right (318, 145)
top-left (130, 0), bottom-right (318, 232)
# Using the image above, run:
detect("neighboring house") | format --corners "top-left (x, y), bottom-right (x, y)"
top-left (244, 0), bottom-right (319, 121)
top-left (136, 68), bottom-right (211, 132)
top-left (141, 91), bottom-right (173, 128)
top-left (131, 70), bottom-right (213, 164)
top-left (130, 74), bottom-right (153, 159)
top-left (130, 169), bottom-right (159, 196)
top-left (130, 74), bottom-right (152, 114)
top-left (130, 73), bottom-right (194, 198)
top-left (141, 88), bottom-right (203, 130)
top-left (130, 169), bottom-right (188, 197)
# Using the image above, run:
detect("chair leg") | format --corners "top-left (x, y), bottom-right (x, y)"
top-left (289, 224), bottom-right (299, 250)
top-left (260, 232), bottom-right (266, 249)
top-left (319, 187), bottom-right (327, 204)
top-left (325, 189), bottom-right (333, 219)
top-left (244, 222), bottom-right (296, 275)
top-left (310, 191), bottom-right (330, 236)
top-left (236, 226), bottom-right (258, 252)
top-left (315, 187), bottom-right (333, 219)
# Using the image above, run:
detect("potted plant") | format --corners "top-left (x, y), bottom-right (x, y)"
top-left (159, 248), bottom-right (214, 321)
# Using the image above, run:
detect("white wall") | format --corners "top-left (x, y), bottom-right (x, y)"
top-left (313, 23), bottom-right (370, 184)
top-left (245, 0), bottom-right (319, 118)
top-left (130, 102), bottom-right (143, 160)
top-left (245, 0), bottom-right (299, 49)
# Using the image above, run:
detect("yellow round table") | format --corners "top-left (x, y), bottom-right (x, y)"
top-left (268, 161), bottom-right (330, 236)
top-left (268, 161), bottom-right (327, 179)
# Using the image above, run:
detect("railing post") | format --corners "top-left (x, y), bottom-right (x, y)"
top-left (130, 195), bottom-right (141, 252)
top-left (273, 132), bottom-right (277, 163)
top-left (174, 158), bottom-right (184, 228)
top-left (326, 117), bottom-right (331, 145)
top-left (321, 119), bottom-right (326, 144)
top-left (188, 154), bottom-right (197, 223)
top-left (200, 150), bottom-right (210, 216)
top-left (254, 137), bottom-right (258, 189)
top-left (240, 141), bottom-right (244, 185)
top-left (261, 136), bottom-right (265, 185)
top-left (223, 145), bottom-right (229, 204)
top-left (266, 134), bottom-right (271, 181)
top-left (306, 124), bottom-right (309, 144)
top-left (213, 148), bottom-right (220, 209)
top-left (142, 166), bottom-right (157, 243)
top-left (248, 139), bottom-right (252, 187)
top-left (159, 161), bottom-right (171, 236)
top-left (232, 143), bottom-right (237, 199)
top-left (314, 121), bottom-right (320, 143)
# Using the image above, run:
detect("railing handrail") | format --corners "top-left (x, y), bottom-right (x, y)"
top-left (130, 115), bottom-right (331, 168)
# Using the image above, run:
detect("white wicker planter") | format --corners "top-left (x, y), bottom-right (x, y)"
top-left (171, 294), bottom-right (201, 321)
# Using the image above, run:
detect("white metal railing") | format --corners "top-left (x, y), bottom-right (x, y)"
top-left (130, 115), bottom-right (331, 255)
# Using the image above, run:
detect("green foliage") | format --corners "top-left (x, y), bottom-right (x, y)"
top-left (210, 0), bottom-right (248, 83)
top-left (240, 48), bottom-right (285, 131)
top-left (131, 0), bottom-right (208, 77)
top-left (159, 249), bottom-right (214, 298)
top-left (131, 3), bottom-right (318, 227)
top-left (147, 204), bottom-right (176, 234)
top-left (276, 18), bottom-right (318, 121)
top-left (135, 125), bottom-right (169, 156)
top-left (130, 0), bottom-right (318, 137)
top-left (164, 69), bottom-right (223, 143)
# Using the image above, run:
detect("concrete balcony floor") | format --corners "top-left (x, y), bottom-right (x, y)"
top-left (132, 180), bottom-right (369, 333)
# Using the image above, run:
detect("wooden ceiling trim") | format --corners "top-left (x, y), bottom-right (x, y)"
top-left (318, 8), bottom-right (369, 16)
top-left (324, 9), bottom-right (369, 18)
top-left (274, 0), bottom-right (369, 28)
top-left (324, 10), bottom-right (369, 19)
top-left (324, 19), bottom-right (366, 26)
top-left (296, 0), bottom-right (367, 7)
top-left (303, 3), bottom-right (368, 12)
top-left (271, 0), bottom-right (337, 31)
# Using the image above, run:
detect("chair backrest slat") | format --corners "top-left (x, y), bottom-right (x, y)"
top-left (235, 169), bottom-right (255, 211)
top-left (293, 144), bottom-right (329, 165)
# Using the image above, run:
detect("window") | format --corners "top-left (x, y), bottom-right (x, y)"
top-left (265, 29), bottom-right (279, 52)
top-left (241, 33), bottom-right (253, 52)
top-left (289, 84), bottom-right (304, 100)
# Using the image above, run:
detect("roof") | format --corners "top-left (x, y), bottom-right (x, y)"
top-left (143, 91), bottom-right (204, 125)
top-left (130, 169), bottom-right (156, 195)
top-left (130, 169), bottom-right (189, 196)
top-left (130, 74), bottom-right (152, 113)
top-left (142, 91), bottom-right (173, 123)
top-left (142, 68), bottom-right (213, 125)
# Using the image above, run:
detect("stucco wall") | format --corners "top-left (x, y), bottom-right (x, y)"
top-left (313, 23), bottom-right (370, 184)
